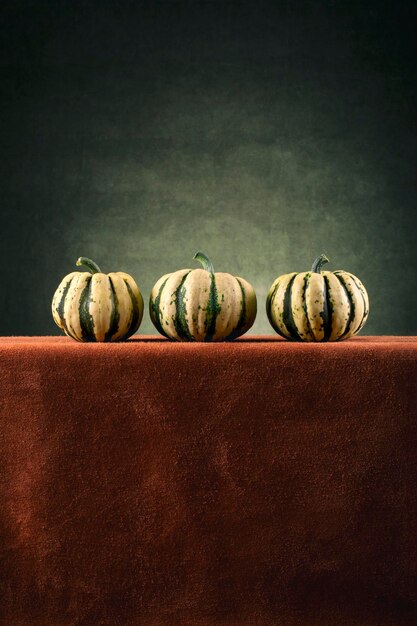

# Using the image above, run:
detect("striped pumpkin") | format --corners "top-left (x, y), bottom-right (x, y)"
top-left (266, 254), bottom-right (369, 342)
top-left (52, 257), bottom-right (144, 342)
top-left (150, 252), bottom-right (257, 341)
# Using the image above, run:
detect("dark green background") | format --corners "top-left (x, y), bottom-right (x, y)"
top-left (1, 1), bottom-right (416, 336)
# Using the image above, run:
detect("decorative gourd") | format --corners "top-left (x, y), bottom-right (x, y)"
top-left (266, 254), bottom-right (369, 342)
top-left (52, 257), bottom-right (144, 342)
top-left (150, 252), bottom-right (257, 341)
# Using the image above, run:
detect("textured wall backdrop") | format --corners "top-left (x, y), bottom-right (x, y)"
top-left (1, 1), bottom-right (416, 336)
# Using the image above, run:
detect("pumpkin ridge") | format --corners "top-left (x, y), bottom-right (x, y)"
top-left (150, 276), bottom-right (171, 339)
top-left (79, 276), bottom-right (96, 341)
top-left (347, 273), bottom-right (369, 331)
top-left (282, 274), bottom-right (301, 341)
top-left (174, 271), bottom-right (194, 341)
top-left (266, 280), bottom-right (279, 315)
top-left (266, 280), bottom-right (288, 339)
top-left (124, 279), bottom-right (140, 337)
top-left (334, 273), bottom-right (355, 340)
top-left (68, 275), bottom-right (91, 341)
top-left (105, 277), bottom-right (120, 341)
top-left (226, 278), bottom-right (246, 341)
top-left (56, 276), bottom-right (74, 334)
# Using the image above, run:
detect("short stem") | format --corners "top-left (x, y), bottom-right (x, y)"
top-left (193, 251), bottom-right (214, 274)
top-left (76, 257), bottom-right (102, 274)
top-left (311, 254), bottom-right (329, 274)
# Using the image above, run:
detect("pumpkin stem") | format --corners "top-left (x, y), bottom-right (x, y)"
top-left (76, 257), bottom-right (102, 274)
top-left (311, 254), bottom-right (329, 274)
top-left (193, 251), bottom-right (214, 274)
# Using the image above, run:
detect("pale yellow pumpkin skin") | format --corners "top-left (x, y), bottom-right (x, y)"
top-left (52, 258), bottom-right (144, 342)
top-left (266, 255), bottom-right (369, 342)
top-left (150, 253), bottom-right (257, 342)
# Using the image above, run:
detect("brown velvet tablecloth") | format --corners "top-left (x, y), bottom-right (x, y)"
top-left (0, 336), bottom-right (416, 626)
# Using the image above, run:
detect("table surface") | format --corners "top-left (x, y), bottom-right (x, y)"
top-left (1, 334), bottom-right (417, 350)
top-left (1, 334), bottom-right (416, 626)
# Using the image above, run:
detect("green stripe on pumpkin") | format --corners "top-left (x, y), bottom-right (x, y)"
top-left (150, 277), bottom-right (171, 339)
top-left (282, 274), bottom-right (302, 341)
top-left (78, 276), bottom-right (96, 342)
top-left (204, 272), bottom-right (221, 342)
top-left (104, 277), bottom-right (120, 341)
top-left (348, 274), bottom-right (368, 333)
top-left (266, 280), bottom-right (288, 339)
top-left (56, 276), bottom-right (74, 336)
top-left (322, 275), bottom-right (333, 341)
top-left (302, 272), bottom-right (315, 341)
top-left (124, 279), bottom-right (141, 337)
top-left (266, 280), bottom-right (279, 316)
top-left (174, 271), bottom-right (194, 341)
